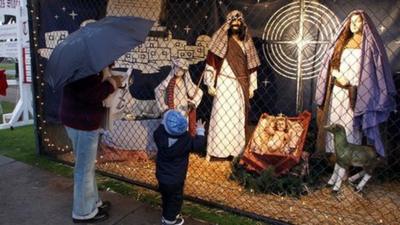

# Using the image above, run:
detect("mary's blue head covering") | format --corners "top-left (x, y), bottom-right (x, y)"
top-left (162, 109), bottom-right (188, 136)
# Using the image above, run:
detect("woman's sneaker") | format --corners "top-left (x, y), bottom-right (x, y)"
top-left (72, 210), bottom-right (109, 223)
top-left (161, 216), bottom-right (184, 225)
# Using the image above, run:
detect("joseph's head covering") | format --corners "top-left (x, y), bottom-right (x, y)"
top-left (207, 10), bottom-right (260, 70)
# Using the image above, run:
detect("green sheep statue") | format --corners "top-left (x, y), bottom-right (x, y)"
top-left (324, 124), bottom-right (378, 194)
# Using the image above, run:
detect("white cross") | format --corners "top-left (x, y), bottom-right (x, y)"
top-left (184, 25), bottom-right (191, 34)
top-left (379, 25), bottom-right (386, 32)
top-left (54, 15), bottom-right (59, 20)
top-left (61, 6), bottom-right (66, 11)
top-left (262, 79), bottom-right (270, 87)
top-left (69, 11), bottom-right (78, 20)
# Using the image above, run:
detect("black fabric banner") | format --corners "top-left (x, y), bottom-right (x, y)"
top-left (38, 0), bottom-right (400, 122)
top-left (38, 0), bottom-right (107, 122)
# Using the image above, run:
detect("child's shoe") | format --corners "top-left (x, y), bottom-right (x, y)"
top-left (161, 216), bottom-right (184, 225)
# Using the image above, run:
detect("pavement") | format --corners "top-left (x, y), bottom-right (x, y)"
top-left (0, 155), bottom-right (210, 225)
top-left (0, 86), bottom-right (18, 103)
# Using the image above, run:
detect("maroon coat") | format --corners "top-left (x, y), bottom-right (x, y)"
top-left (0, 70), bottom-right (8, 96)
top-left (60, 74), bottom-right (115, 131)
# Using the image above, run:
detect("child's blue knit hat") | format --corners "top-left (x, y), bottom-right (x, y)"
top-left (162, 109), bottom-right (188, 136)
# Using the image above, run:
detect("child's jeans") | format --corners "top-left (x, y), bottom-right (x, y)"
top-left (159, 182), bottom-right (184, 221)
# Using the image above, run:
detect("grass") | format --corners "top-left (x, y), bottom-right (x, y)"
top-left (0, 101), bottom-right (15, 117)
top-left (0, 125), bottom-right (73, 177)
top-left (0, 63), bottom-right (16, 79)
top-left (0, 63), bottom-right (15, 71)
top-left (0, 125), bottom-right (269, 225)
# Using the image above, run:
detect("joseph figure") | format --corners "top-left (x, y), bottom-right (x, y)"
top-left (203, 10), bottom-right (261, 160)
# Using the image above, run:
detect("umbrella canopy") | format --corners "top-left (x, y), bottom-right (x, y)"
top-left (44, 16), bottom-right (154, 90)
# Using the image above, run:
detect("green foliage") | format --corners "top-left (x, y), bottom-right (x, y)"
top-left (230, 157), bottom-right (305, 197)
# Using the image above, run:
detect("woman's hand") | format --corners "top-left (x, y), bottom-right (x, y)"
top-left (107, 75), bottom-right (123, 90)
top-left (208, 86), bottom-right (217, 96)
top-left (336, 76), bottom-right (350, 86)
top-left (331, 69), bottom-right (340, 78)
top-left (332, 69), bottom-right (349, 86)
top-left (249, 90), bottom-right (254, 99)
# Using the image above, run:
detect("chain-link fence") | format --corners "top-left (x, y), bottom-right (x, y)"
top-left (29, 0), bottom-right (400, 224)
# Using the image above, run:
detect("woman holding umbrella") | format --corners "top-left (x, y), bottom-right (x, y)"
top-left (61, 65), bottom-right (123, 223)
top-left (45, 16), bottom-right (154, 223)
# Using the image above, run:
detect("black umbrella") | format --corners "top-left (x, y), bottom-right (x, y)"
top-left (44, 16), bottom-right (154, 90)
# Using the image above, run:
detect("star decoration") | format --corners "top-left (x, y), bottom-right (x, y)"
top-left (184, 25), bottom-right (191, 34)
top-left (69, 10), bottom-right (78, 20)
top-left (54, 15), bottom-right (59, 19)
top-left (262, 79), bottom-right (270, 87)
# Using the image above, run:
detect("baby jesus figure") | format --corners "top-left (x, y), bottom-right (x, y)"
top-left (252, 114), bottom-right (297, 155)
top-left (266, 115), bottom-right (290, 153)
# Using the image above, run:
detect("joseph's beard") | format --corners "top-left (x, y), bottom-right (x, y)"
top-left (230, 25), bottom-right (241, 34)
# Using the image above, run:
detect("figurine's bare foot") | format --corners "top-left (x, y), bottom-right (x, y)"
top-left (351, 184), bottom-right (365, 195)
top-left (331, 190), bottom-right (341, 201)
top-left (206, 155), bottom-right (211, 162)
top-left (325, 183), bottom-right (334, 188)
top-left (332, 189), bottom-right (346, 201)
top-left (352, 187), bottom-right (365, 198)
top-left (331, 189), bottom-right (339, 195)
top-left (348, 180), bottom-right (357, 188)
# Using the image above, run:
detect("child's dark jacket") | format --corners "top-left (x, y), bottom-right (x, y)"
top-left (154, 125), bottom-right (205, 184)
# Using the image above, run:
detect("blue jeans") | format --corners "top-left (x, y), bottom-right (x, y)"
top-left (65, 126), bottom-right (102, 219)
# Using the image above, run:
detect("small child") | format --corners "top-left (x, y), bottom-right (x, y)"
top-left (154, 109), bottom-right (206, 225)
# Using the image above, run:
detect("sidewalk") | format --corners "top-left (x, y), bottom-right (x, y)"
top-left (0, 155), bottom-right (210, 225)
top-left (0, 86), bottom-right (18, 103)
